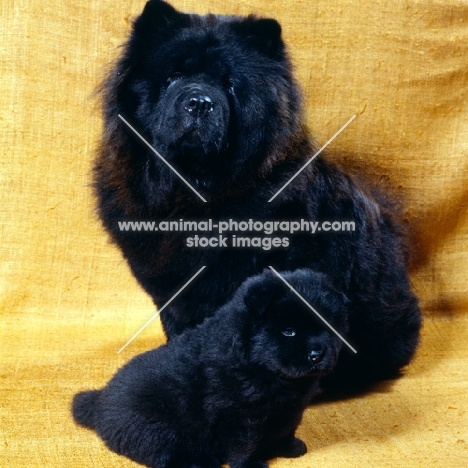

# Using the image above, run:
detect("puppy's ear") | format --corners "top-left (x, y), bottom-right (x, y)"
top-left (133, 0), bottom-right (189, 34)
top-left (325, 284), bottom-right (350, 309)
top-left (231, 16), bottom-right (284, 58)
top-left (243, 271), bottom-right (283, 315)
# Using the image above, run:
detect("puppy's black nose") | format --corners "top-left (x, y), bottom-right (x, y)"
top-left (308, 347), bottom-right (325, 363)
top-left (185, 94), bottom-right (213, 116)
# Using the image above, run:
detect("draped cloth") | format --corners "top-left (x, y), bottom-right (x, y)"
top-left (1, 1), bottom-right (467, 466)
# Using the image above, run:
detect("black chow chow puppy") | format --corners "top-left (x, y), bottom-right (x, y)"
top-left (94, 0), bottom-right (421, 384)
top-left (72, 269), bottom-right (348, 468)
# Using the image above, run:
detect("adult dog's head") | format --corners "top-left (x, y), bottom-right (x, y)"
top-left (97, 0), bottom-right (303, 204)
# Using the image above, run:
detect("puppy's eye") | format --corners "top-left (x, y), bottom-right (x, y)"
top-left (281, 328), bottom-right (296, 337)
top-left (167, 72), bottom-right (183, 86)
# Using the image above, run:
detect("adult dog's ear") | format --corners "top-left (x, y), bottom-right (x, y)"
top-left (243, 270), bottom-right (284, 315)
top-left (231, 16), bottom-right (284, 58)
top-left (133, 0), bottom-right (190, 34)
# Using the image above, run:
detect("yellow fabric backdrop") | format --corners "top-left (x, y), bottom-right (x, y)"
top-left (1, 0), bottom-right (467, 466)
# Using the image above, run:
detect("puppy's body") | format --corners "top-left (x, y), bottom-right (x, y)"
top-left (73, 270), bottom-right (347, 468)
top-left (95, 0), bottom-right (421, 384)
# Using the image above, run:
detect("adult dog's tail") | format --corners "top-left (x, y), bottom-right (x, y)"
top-left (72, 390), bottom-right (101, 429)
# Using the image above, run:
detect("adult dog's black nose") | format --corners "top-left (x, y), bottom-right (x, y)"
top-left (308, 347), bottom-right (325, 363)
top-left (185, 94), bottom-right (213, 117)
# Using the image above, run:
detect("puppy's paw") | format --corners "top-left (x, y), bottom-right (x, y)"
top-left (185, 456), bottom-right (221, 468)
top-left (231, 461), bottom-right (268, 468)
top-left (263, 436), bottom-right (307, 460)
top-left (279, 437), bottom-right (307, 458)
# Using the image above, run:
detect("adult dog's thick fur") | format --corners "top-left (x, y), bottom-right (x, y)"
top-left (72, 269), bottom-right (348, 468)
top-left (94, 0), bottom-right (421, 384)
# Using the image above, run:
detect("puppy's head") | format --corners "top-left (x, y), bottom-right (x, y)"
top-left (242, 269), bottom-right (349, 379)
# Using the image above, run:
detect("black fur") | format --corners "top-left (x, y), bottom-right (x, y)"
top-left (94, 0), bottom-right (421, 384)
top-left (72, 269), bottom-right (348, 468)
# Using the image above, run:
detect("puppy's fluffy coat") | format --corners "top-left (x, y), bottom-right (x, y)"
top-left (72, 270), bottom-right (348, 468)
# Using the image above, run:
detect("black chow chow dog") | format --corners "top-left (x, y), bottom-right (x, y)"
top-left (94, 0), bottom-right (421, 384)
top-left (73, 269), bottom-right (348, 468)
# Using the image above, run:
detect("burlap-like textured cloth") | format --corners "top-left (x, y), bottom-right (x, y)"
top-left (1, 0), bottom-right (467, 466)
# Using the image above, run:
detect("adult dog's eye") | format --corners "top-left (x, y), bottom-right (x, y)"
top-left (281, 328), bottom-right (296, 337)
top-left (222, 77), bottom-right (235, 95)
